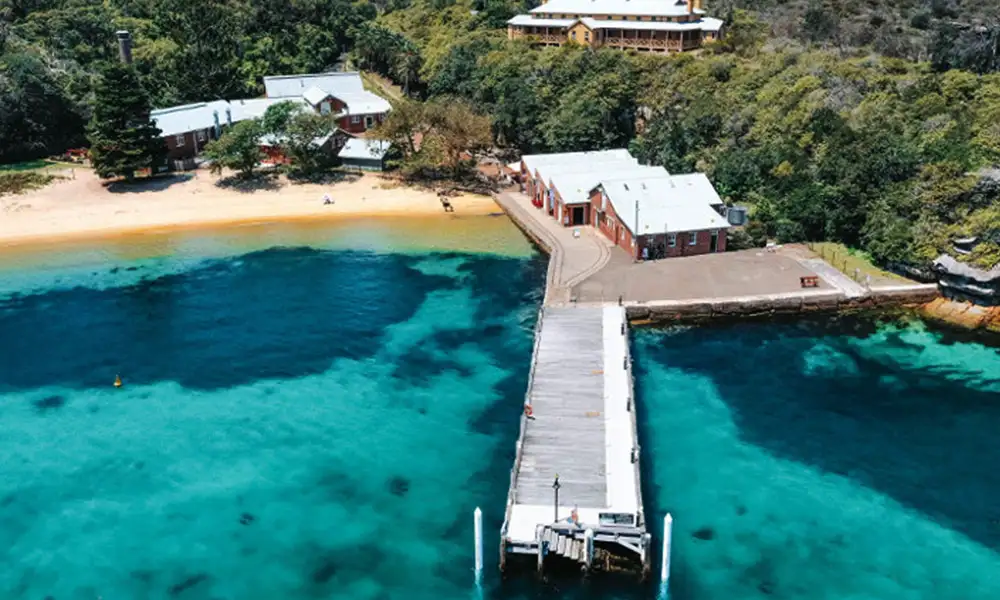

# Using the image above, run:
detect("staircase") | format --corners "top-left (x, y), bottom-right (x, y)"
top-left (540, 526), bottom-right (589, 565)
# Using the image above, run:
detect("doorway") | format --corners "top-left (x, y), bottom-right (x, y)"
top-left (710, 230), bottom-right (719, 253)
top-left (571, 206), bottom-right (585, 226)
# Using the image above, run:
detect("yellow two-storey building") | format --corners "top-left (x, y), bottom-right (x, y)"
top-left (507, 0), bottom-right (723, 53)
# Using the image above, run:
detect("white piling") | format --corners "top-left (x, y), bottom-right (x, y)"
top-left (584, 528), bottom-right (595, 569)
top-left (661, 514), bottom-right (673, 586)
top-left (474, 507), bottom-right (484, 583)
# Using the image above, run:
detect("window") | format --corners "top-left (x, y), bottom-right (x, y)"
top-left (571, 30), bottom-right (577, 40)
top-left (606, 215), bottom-right (615, 229)
top-left (584, 31), bottom-right (590, 41)
top-left (196, 130), bottom-right (206, 142)
top-left (668, 233), bottom-right (677, 248)
top-left (175, 134), bottom-right (185, 147)
top-left (689, 231), bottom-right (698, 245)
top-left (351, 115), bottom-right (360, 124)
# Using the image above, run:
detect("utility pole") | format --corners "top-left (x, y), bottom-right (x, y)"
top-left (552, 474), bottom-right (561, 523)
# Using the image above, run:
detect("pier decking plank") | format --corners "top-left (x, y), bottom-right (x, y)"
top-left (503, 305), bottom-right (644, 556)
top-left (515, 306), bottom-right (607, 508)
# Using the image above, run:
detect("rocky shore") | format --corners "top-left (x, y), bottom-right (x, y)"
top-left (921, 297), bottom-right (1000, 334)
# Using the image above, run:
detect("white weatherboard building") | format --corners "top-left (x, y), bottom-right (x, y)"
top-left (508, 0), bottom-right (723, 52)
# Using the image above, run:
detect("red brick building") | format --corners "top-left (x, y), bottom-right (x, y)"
top-left (267, 72), bottom-right (391, 135)
top-left (150, 72), bottom-right (392, 169)
top-left (517, 149), bottom-right (731, 260)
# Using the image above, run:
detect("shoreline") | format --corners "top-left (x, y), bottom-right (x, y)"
top-left (0, 169), bottom-right (500, 250)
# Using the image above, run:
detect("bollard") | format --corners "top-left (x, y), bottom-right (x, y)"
top-left (618, 294), bottom-right (623, 306)
top-left (474, 507), bottom-right (483, 583)
top-left (584, 528), bottom-right (595, 571)
top-left (661, 514), bottom-right (673, 587)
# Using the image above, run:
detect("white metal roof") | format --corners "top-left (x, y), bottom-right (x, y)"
top-left (264, 71), bottom-right (391, 114)
top-left (151, 100), bottom-right (230, 137)
top-left (582, 16), bottom-right (722, 30)
top-left (335, 92), bottom-right (392, 115)
top-left (530, 0), bottom-right (705, 18)
top-left (302, 86), bottom-right (331, 106)
top-left (509, 14), bottom-right (723, 31)
top-left (549, 165), bottom-right (668, 205)
top-left (338, 138), bottom-right (391, 160)
top-left (263, 72), bottom-right (366, 98)
top-left (522, 149), bottom-right (634, 177)
top-left (152, 98), bottom-right (312, 137)
top-left (227, 97), bottom-right (308, 122)
top-left (599, 175), bottom-right (729, 235)
top-left (508, 14), bottom-right (573, 27)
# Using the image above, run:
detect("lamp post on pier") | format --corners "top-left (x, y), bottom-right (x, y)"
top-left (552, 474), bottom-right (561, 523)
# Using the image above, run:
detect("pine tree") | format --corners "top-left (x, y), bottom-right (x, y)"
top-left (87, 62), bottom-right (165, 180)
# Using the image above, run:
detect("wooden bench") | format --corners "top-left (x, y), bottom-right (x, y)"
top-left (800, 275), bottom-right (819, 288)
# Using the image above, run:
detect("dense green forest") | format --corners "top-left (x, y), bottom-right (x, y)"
top-left (1, 0), bottom-right (998, 267)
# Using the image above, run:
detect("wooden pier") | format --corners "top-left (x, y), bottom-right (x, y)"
top-left (499, 304), bottom-right (650, 577)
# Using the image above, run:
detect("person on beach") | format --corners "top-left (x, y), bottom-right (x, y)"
top-left (322, 194), bottom-right (333, 205)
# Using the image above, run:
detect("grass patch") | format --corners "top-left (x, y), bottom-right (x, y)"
top-left (0, 171), bottom-right (60, 196)
top-left (809, 242), bottom-right (911, 283)
top-left (0, 159), bottom-right (55, 173)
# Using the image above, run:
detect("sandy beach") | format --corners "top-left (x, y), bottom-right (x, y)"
top-left (0, 168), bottom-right (500, 247)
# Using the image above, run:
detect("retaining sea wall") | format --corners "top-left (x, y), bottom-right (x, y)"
top-left (624, 285), bottom-right (940, 325)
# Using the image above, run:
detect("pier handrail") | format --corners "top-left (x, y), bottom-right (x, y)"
top-left (500, 307), bottom-right (546, 541)
top-left (623, 306), bottom-right (646, 529)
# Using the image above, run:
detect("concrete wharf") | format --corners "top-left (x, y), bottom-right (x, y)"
top-left (499, 304), bottom-right (650, 576)
top-left (490, 188), bottom-right (938, 582)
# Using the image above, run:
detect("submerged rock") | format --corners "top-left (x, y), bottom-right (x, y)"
top-left (388, 476), bottom-right (410, 497)
top-left (32, 395), bottom-right (65, 413)
top-left (692, 526), bottom-right (716, 541)
top-left (168, 573), bottom-right (209, 596)
top-left (312, 558), bottom-right (338, 584)
top-left (239, 512), bottom-right (255, 525)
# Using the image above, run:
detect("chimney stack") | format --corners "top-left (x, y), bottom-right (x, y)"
top-left (116, 30), bottom-right (133, 64)
top-left (687, 0), bottom-right (694, 14)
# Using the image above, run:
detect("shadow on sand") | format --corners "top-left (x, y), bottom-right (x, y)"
top-left (106, 173), bottom-right (194, 194)
top-left (214, 171), bottom-right (282, 193)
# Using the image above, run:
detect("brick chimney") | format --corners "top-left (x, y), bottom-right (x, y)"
top-left (687, 0), bottom-right (694, 14)
top-left (116, 30), bottom-right (133, 64)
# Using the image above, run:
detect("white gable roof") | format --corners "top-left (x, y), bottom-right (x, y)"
top-left (334, 92), bottom-right (392, 115)
top-left (599, 174), bottom-right (729, 235)
top-left (303, 86), bottom-right (331, 106)
top-left (338, 138), bottom-right (391, 160)
top-left (151, 100), bottom-right (230, 137)
top-left (509, 14), bottom-right (723, 31)
top-left (264, 72), bottom-right (366, 98)
top-left (530, 0), bottom-right (705, 17)
top-left (549, 165), bottom-right (669, 205)
top-left (151, 98), bottom-right (309, 137)
top-left (522, 149), bottom-right (634, 178)
top-left (263, 72), bottom-right (391, 115)
top-left (227, 97), bottom-right (308, 122)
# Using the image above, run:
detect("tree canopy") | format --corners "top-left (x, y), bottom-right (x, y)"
top-left (87, 62), bottom-right (164, 179)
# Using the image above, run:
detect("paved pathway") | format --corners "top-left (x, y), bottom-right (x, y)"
top-left (798, 257), bottom-right (868, 298)
top-left (495, 191), bottom-right (612, 305)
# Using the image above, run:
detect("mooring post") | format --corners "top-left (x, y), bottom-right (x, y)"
top-left (618, 294), bottom-right (623, 306)
top-left (474, 507), bottom-right (484, 583)
top-left (536, 525), bottom-right (546, 576)
top-left (584, 528), bottom-right (594, 571)
top-left (661, 514), bottom-right (673, 588)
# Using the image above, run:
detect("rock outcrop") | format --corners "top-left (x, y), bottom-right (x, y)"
top-left (932, 254), bottom-right (1000, 306)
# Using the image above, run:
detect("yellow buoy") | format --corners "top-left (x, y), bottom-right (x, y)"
top-left (114, 374), bottom-right (123, 388)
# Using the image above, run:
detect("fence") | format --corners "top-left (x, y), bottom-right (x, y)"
top-left (807, 242), bottom-right (874, 290)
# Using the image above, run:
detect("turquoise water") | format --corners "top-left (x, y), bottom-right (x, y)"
top-left (1, 222), bottom-right (999, 599)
